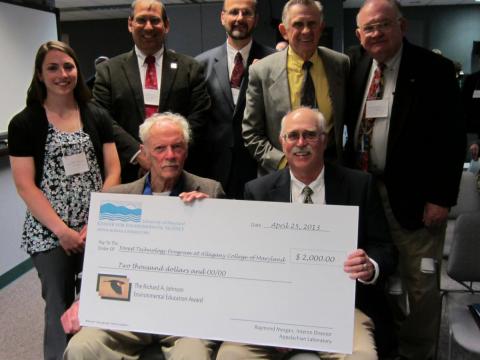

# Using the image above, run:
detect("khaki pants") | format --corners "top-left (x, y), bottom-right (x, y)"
top-left (378, 182), bottom-right (444, 360)
top-left (216, 309), bottom-right (377, 360)
top-left (63, 328), bottom-right (214, 360)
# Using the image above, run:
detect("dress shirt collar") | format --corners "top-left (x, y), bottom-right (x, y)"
top-left (226, 40), bottom-right (252, 68)
top-left (287, 46), bottom-right (320, 71)
top-left (135, 45), bottom-right (164, 66)
top-left (375, 44), bottom-right (402, 72)
top-left (226, 41), bottom-right (252, 85)
top-left (290, 167), bottom-right (325, 204)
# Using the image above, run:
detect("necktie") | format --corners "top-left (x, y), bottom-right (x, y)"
top-left (230, 52), bottom-right (244, 89)
top-left (357, 63), bottom-right (386, 171)
top-left (144, 55), bottom-right (158, 119)
top-left (302, 186), bottom-right (314, 204)
top-left (300, 61), bottom-right (316, 108)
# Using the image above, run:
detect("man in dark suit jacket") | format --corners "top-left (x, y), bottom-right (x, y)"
top-left (93, 0), bottom-right (210, 183)
top-left (243, 0), bottom-right (349, 175)
top-left (217, 107), bottom-right (397, 360)
top-left (345, 1), bottom-right (465, 358)
top-left (63, 112), bottom-right (224, 360)
top-left (195, 0), bottom-right (274, 199)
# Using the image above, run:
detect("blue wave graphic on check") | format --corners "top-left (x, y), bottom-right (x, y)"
top-left (99, 203), bottom-right (142, 222)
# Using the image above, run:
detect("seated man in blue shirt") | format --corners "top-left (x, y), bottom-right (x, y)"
top-left (62, 112), bottom-right (224, 360)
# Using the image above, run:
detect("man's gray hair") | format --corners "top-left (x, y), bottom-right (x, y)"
top-left (139, 112), bottom-right (191, 144)
top-left (282, 0), bottom-right (324, 28)
top-left (130, 0), bottom-right (168, 23)
top-left (356, 0), bottom-right (403, 27)
top-left (280, 107), bottom-right (326, 136)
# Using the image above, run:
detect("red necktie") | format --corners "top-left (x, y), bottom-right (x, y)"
top-left (357, 63), bottom-right (386, 171)
top-left (230, 52), bottom-right (244, 89)
top-left (144, 55), bottom-right (158, 119)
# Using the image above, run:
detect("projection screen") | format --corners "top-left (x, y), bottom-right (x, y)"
top-left (0, 1), bottom-right (58, 136)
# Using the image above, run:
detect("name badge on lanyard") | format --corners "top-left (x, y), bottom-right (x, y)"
top-left (366, 99), bottom-right (389, 118)
top-left (144, 88), bottom-right (160, 106)
top-left (62, 152), bottom-right (89, 176)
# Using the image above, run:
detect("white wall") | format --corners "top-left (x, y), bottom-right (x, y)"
top-left (0, 2), bottom-right (58, 134)
top-left (0, 0), bottom-right (57, 279)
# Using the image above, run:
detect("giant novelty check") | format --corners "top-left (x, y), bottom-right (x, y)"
top-left (80, 193), bottom-right (359, 354)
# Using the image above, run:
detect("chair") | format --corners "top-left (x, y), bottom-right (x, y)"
top-left (435, 172), bottom-right (480, 359)
top-left (443, 171), bottom-right (480, 258)
top-left (444, 212), bottom-right (480, 359)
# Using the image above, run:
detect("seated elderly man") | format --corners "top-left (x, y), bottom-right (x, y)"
top-left (217, 107), bottom-right (397, 360)
top-left (62, 112), bottom-right (224, 360)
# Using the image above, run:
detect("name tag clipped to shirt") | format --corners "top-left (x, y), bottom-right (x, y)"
top-left (232, 88), bottom-right (240, 105)
top-left (473, 90), bottom-right (480, 99)
top-left (62, 152), bottom-right (89, 176)
top-left (366, 99), bottom-right (389, 118)
top-left (144, 88), bottom-right (160, 106)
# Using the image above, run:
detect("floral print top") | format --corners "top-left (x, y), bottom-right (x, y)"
top-left (21, 124), bottom-right (102, 254)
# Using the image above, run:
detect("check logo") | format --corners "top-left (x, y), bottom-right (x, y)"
top-left (96, 274), bottom-right (131, 301)
top-left (104, 279), bottom-right (126, 295)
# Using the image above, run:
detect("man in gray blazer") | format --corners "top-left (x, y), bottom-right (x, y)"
top-left (93, 0), bottom-right (210, 183)
top-left (62, 113), bottom-right (224, 360)
top-left (195, 0), bottom-right (274, 198)
top-left (243, 0), bottom-right (349, 174)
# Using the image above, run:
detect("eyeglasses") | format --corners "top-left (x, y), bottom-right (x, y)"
top-left (359, 19), bottom-right (399, 34)
top-left (133, 16), bottom-right (162, 26)
top-left (222, 8), bottom-right (255, 18)
top-left (282, 130), bottom-right (323, 143)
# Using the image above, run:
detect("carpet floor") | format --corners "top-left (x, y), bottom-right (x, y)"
top-left (1, 262), bottom-right (479, 360)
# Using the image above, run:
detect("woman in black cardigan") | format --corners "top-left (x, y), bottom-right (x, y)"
top-left (8, 41), bottom-right (120, 360)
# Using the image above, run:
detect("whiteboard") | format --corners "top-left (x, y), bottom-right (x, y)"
top-left (0, 2), bottom-right (58, 135)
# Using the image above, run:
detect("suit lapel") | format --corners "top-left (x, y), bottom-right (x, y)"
top-left (347, 52), bottom-right (372, 143)
top-left (354, 54), bottom-right (372, 114)
top-left (318, 48), bottom-right (343, 143)
top-left (159, 50), bottom-right (178, 111)
top-left (181, 171), bottom-right (201, 192)
top-left (387, 42), bottom-right (415, 160)
top-left (319, 48), bottom-right (340, 106)
top-left (213, 44), bottom-right (235, 112)
top-left (133, 176), bottom-right (147, 194)
top-left (324, 163), bottom-right (348, 205)
top-left (123, 50), bottom-right (145, 119)
top-left (233, 41), bottom-right (259, 118)
top-left (269, 169), bottom-right (291, 202)
top-left (269, 51), bottom-right (291, 111)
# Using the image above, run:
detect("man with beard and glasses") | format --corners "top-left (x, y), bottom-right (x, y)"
top-left (216, 107), bottom-right (396, 360)
top-left (93, 0), bottom-right (211, 183)
top-left (195, 0), bottom-right (274, 199)
top-left (242, 0), bottom-right (349, 176)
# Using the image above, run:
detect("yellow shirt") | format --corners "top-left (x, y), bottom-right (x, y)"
top-left (287, 47), bottom-right (333, 134)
